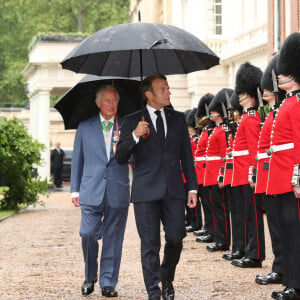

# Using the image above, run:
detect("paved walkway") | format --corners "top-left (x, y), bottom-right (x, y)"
top-left (0, 187), bottom-right (279, 299)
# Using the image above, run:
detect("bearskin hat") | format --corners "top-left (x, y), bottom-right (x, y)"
top-left (186, 107), bottom-right (197, 128)
top-left (208, 88), bottom-right (233, 118)
top-left (184, 109), bottom-right (192, 119)
top-left (196, 93), bottom-right (214, 118)
top-left (261, 55), bottom-right (286, 103)
top-left (277, 32), bottom-right (300, 84)
top-left (235, 62), bottom-right (263, 100)
top-left (230, 91), bottom-right (243, 115)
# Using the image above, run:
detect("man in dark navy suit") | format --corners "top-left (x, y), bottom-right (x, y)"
top-left (116, 75), bottom-right (198, 300)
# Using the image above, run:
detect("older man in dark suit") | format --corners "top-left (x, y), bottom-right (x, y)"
top-left (116, 75), bottom-right (198, 300)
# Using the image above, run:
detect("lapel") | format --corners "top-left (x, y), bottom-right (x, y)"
top-left (92, 115), bottom-right (108, 162)
top-left (164, 108), bottom-right (173, 145)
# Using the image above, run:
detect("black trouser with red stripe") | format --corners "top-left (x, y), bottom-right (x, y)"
top-left (199, 184), bottom-right (214, 236)
top-left (276, 192), bottom-right (300, 289)
top-left (184, 184), bottom-right (202, 230)
top-left (241, 184), bottom-right (265, 261)
top-left (209, 184), bottom-right (231, 246)
top-left (227, 186), bottom-right (246, 253)
top-left (260, 193), bottom-right (282, 274)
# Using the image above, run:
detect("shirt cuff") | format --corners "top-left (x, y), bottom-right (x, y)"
top-left (188, 190), bottom-right (197, 194)
top-left (71, 192), bottom-right (79, 198)
top-left (132, 131), bottom-right (140, 144)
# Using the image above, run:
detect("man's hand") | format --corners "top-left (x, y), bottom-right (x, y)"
top-left (218, 182), bottom-right (224, 189)
top-left (293, 185), bottom-right (300, 198)
top-left (187, 192), bottom-right (198, 208)
top-left (250, 182), bottom-right (256, 189)
top-left (72, 196), bottom-right (80, 207)
top-left (133, 121), bottom-right (149, 138)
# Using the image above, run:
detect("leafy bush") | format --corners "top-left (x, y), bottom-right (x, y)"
top-left (0, 117), bottom-right (48, 209)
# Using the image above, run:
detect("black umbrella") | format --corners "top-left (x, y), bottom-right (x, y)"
top-left (61, 22), bottom-right (219, 78)
top-left (54, 75), bottom-right (142, 129)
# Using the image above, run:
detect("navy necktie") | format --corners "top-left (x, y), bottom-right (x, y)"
top-left (155, 110), bottom-right (165, 143)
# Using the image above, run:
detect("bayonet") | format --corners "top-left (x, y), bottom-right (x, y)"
top-left (221, 102), bottom-right (228, 120)
top-left (257, 87), bottom-right (265, 123)
top-left (205, 103), bottom-right (209, 118)
top-left (272, 68), bottom-right (280, 107)
top-left (225, 91), bottom-right (233, 120)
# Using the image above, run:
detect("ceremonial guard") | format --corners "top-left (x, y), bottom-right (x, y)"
top-left (254, 55), bottom-right (285, 286)
top-left (220, 92), bottom-right (245, 261)
top-left (194, 94), bottom-right (215, 243)
top-left (203, 88), bottom-right (232, 252)
top-left (185, 108), bottom-right (203, 233)
top-left (231, 62), bottom-right (265, 268)
top-left (266, 32), bottom-right (300, 300)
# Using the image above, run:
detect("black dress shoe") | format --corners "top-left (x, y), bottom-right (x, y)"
top-left (148, 296), bottom-right (161, 300)
top-left (272, 287), bottom-right (289, 299)
top-left (255, 272), bottom-right (283, 285)
top-left (195, 234), bottom-right (214, 243)
top-left (222, 252), bottom-right (233, 260)
top-left (207, 243), bottom-right (229, 252)
top-left (162, 280), bottom-right (175, 300)
top-left (275, 288), bottom-right (300, 300)
top-left (185, 225), bottom-right (194, 232)
top-left (193, 229), bottom-right (207, 236)
top-left (81, 277), bottom-right (97, 296)
top-left (231, 250), bottom-right (245, 259)
top-left (101, 286), bottom-right (118, 297)
top-left (231, 257), bottom-right (262, 268)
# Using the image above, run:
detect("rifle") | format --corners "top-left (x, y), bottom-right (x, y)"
top-left (221, 102), bottom-right (231, 147)
top-left (257, 87), bottom-right (265, 123)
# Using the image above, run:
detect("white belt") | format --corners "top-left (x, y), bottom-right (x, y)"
top-left (195, 156), bottom-right (206, 162)
top-left (232, 150), bottom-right (249, 157)
top-left (206, 156), bottom-right (222, 161)
top-left (270, 143), bottom-right (294, 153)
top-left (256, 152), bottom-right (270, 160)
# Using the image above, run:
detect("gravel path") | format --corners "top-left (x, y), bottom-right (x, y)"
top-left (0, 187), bottom-right (279, 299)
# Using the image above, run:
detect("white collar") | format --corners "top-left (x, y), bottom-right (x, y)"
top-left (100, 113), bottom-right (114, 124)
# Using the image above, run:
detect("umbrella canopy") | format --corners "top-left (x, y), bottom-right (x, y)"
top-left (61, 22), bottom-right (219, 77)
top-left (54, 75), bottom-right (142, 129)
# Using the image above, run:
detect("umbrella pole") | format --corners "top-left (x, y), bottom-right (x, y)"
top-left (139, 48), bottom-right (150, 140)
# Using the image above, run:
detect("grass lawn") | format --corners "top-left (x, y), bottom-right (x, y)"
top-left (0, 186), bottom-right (15, 220)
top-left (0, 209), bottom-right (16, 220)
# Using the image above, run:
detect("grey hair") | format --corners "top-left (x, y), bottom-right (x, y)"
top-left (96, 85), bottom-right (120, 103)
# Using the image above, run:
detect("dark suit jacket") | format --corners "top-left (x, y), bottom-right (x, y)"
top-left (116, 107), bottom-right (197, 202)
top-left (51, 148), bottom-right (65, 169)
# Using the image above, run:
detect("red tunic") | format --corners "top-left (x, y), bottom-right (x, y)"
top-left (204, 124), bottom-right (227, 187)
top-left (195, 128), bottom-right (209, 185)
top-left (223, 133), bottom-right (234, 186)
top-left (255, 109), bottom-right (275, 193)
top-left (267, 92), bottom-right (300, 195)
top-left (231, 110), bottom-right (261, 187)
top-left (182, 136), bottom-right (198, 184)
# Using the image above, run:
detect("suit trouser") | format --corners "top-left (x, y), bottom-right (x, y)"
top-left (241, 184), bottom-right (265, 260)
top-left (184, 184), bottom-right (203, 230)
top-left (209, 185), bottom-right (231, 246)
top-left (261, 194), bottom-right (282, 274)
top-left (53, 167), bottom-right (63, 187)
top-left (228, 186), bottom-right (246, 253)
top-left (276, 193), bottom-right (300, 289)
top-left (199, 184), bottom-right (214, 236)
top-left (134, 197), bottom-right (186, 297)
top-left (80, 199), bottom-right (128, 287)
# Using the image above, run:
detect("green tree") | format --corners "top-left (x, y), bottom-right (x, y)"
top-left (0, 0), bottom-right (130, 107)
top-left (0, 117), bottom-right (48, 209)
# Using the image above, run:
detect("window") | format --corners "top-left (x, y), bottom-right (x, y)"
top-left (208, 0), bottom-right (222, 35)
